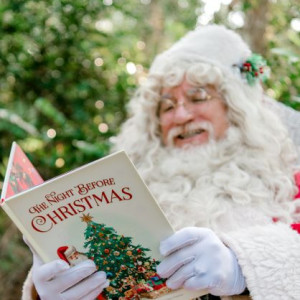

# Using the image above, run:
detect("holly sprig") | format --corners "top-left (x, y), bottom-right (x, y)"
top-left (240, 54), bottom-right (269, 86)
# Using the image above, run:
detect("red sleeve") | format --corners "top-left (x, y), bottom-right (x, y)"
top-left (294, 172), bottom-right (300, 199)
top-left (291, 223), bottom-right (300, 234)
top-left (291, 172), bottom-right (300, 233)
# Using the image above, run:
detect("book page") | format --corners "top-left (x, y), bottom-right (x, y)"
top-left (1, 142), bottom-right (44, 201)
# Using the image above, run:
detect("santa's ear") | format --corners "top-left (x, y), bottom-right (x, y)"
top-left (57, 246), bottom-right (70, 264)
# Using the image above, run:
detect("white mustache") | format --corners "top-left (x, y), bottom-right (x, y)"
top-left (166, 122), bottom-right (215, 147)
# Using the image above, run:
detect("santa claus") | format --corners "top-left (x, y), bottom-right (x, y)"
top-left (111, 25), bottom-right (300, 299)
top-left (57, 246), bottom-right (89, 267)
top-left (22, 25), bottom-right (300, 300)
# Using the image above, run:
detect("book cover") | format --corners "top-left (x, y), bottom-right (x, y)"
top-left (1, 144), bottom-right (206, 300)
top-left (1, 142), bottom-right (44, 202)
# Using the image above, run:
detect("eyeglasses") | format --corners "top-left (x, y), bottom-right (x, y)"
top-left (158, 87), bottom-right (213, 115)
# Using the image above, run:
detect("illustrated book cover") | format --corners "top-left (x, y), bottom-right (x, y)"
top-left (1, 143), bottom-right (206, 300)
top-left (1, 142), bottom-right (44, 201)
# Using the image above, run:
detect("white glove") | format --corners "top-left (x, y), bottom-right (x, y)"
top-left (156, 227), bottom-right (246, 296)
top-left (31, 250), bottom-right (109, 300)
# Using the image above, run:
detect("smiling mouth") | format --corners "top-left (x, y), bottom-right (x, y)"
top-left (177, 129), bottom-right (205, 139)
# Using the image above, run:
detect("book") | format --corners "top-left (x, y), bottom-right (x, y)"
top-left (1, 143), bottom-right (206, 300)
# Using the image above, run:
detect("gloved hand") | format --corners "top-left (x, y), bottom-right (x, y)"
top-left (156, 227), bottom-right (246, 296)
top-left (30, 248), bottom-right (109, 300)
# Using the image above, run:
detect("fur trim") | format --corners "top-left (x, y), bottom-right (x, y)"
top-left (221, 223), bottom-right (300, 300)
top-left (22, 268), bottom-right (38, 300)
top-left (150, 25), bottom-right (251, 82)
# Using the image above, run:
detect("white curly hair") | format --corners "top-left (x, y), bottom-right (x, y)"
top-left (112, 25), bottom-right (300, 232)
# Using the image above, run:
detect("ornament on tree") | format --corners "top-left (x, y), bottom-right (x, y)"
top-left (106, 286), bottom-right (116, 294)
top-left (138, 266), bottom-right (146, 273)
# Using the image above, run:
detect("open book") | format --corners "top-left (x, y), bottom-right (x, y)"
top-left (1, 142), bottom-right (206, 300)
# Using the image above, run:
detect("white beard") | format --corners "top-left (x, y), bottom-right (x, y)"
top-left (141, 127), bottom-right (296, 234)
top-left (67, 252), bottom-right (89, 267)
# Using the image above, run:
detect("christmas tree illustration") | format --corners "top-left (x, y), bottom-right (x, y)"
top-left (81, 213), bottom-right (169, 299)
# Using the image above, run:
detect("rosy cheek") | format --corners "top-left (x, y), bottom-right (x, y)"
top-left (161, 128), bottom-right (169, 144)
top-left (159, 126), bottom-right (170, 145)
top-left (216, 118), bottom-right (229, 139)
top-left (159, 116), bottom-right (168, 131)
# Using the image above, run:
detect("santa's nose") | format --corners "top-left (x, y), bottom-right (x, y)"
top-left (173, 103), bottom-right (193, 125)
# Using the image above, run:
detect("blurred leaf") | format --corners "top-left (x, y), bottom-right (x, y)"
top-left (34, 98), bottom-right (67, 126)
top-left (72, 140), bottom-right (110, 157)
top-left (288, 30), bottom-right (300, 48)
top-left (271, 48), bottom-right (300, 62)
top-left (0, 109), bottom-right (38, 135)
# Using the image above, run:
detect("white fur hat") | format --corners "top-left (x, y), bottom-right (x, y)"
top-left (149, 25), bottom-right (254, 83)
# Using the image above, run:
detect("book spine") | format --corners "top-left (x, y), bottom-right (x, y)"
top-left (1, 203), bottom-right (49, 262)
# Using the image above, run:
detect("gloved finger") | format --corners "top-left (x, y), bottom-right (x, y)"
top-left (165, 262), bottom-right (195, 289)
top-left (183, 274), bottom-right (213, 291)
top-left (23, 236), bottom-right (43, 265)
top-left (23, 236), bottom-right (38, 255)
top-left (53, 260), bottom-right (97, 292)
top-left (62, 271), bottom-right (107, 300)
top-left (78, 279), bottom-right (110, 300)
top-left (32, 251), bottom-right (45, 268)
top-left (35, 259), bottom-right (70, 282)
top-left (160, 227), bottom-right (209, 256)
top-left (23, 235), bottom-right (30, 248)
top-left (157, 254), bottom-right (195, 278)
top-left (157, 241), bottom-right (202, 278)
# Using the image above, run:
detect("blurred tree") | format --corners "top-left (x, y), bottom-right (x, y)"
top-left (213, 0), bottom-right (300, 108)
top-left (0, 0), bottom-right (201, 180)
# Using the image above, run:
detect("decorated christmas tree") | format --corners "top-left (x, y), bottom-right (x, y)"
top-left (82, 214), bottom-right (167, 300)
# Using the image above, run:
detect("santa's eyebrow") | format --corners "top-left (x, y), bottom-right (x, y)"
top-left (186, 87), bottom-right (206, 95)
top-left (157, 95), bottom-right (175, 114)
top-left (160, 93), bottom-right (174, 100)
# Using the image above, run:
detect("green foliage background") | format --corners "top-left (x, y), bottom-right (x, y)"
top-left (0, 0), bottom-right (300, 298)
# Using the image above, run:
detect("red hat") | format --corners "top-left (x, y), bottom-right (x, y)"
top-left (57, 246), bottom-right (70, 264)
